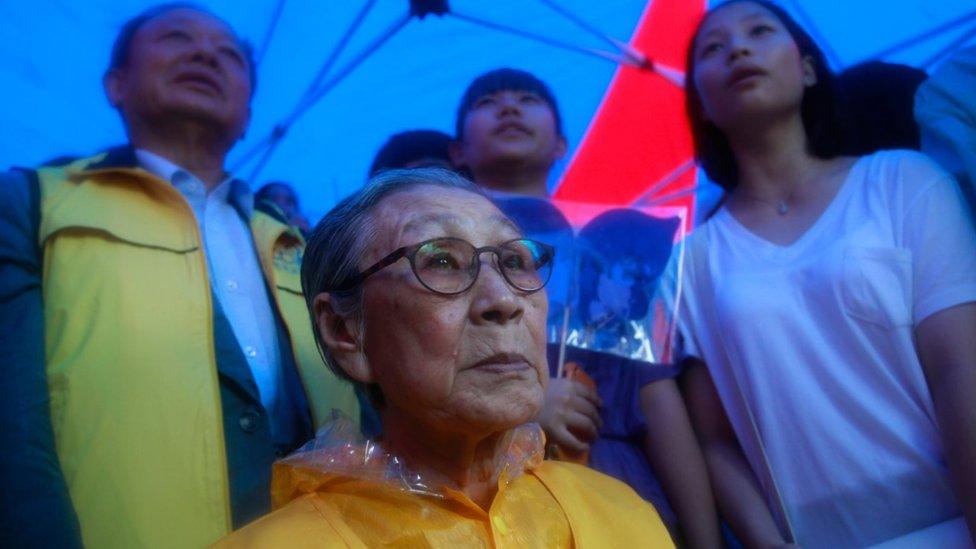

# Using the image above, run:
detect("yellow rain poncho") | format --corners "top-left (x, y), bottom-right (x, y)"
top-left (217, 421), bottom-right (673, 548)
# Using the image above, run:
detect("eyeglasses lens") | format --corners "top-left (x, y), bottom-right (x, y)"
top-left (414, 239), bottom-right (477, 294)
top-left (414, 238), bottom-right (553, 294)
top-left (499, 239), bottom-right (552, 291)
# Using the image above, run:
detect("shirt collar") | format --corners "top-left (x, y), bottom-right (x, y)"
top-left (134, 148), bottom-right (254, 218)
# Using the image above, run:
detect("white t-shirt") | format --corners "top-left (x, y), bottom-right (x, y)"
top-left (665, 150), bottom-right (976, 547)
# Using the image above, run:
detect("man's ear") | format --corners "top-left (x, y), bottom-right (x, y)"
top-left (802, 55), bottom-right (818, 87)
top-left (104, 68), bottom-right (126, 109)
top-left (448, 140), bottom-right (467, 169)
top-left (313, 292), bottom-right (373, 383)
top-left (238, 105), bottom-right (252, 142)
top-left (552, 135), bottom-right (568, 162)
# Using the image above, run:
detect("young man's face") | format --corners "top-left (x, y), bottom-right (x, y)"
top-left (452, 89), bottom-right (566, 178)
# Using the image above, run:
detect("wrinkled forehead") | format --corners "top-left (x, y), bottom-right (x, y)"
top-left (369, 186), bottom-right (521, 257)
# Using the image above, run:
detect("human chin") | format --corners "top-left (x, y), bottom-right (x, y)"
top-left (456, 363), bottom-right (544, 420)
top-left (454, 380), bottom-right (544, 430)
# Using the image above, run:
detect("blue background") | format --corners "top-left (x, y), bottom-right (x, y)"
top-left (1, 0), bottom-right (973, 219)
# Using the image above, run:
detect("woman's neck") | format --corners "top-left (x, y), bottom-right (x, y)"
top-left (727, 112), bottom-right (819, 201)
top-left (382, 411), bottom-right (512, 510)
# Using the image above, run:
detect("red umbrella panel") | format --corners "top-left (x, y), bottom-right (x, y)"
top-left (554, 0), bottom-right (705, 233)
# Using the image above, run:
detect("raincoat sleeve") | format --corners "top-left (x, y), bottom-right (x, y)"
top-left (0, 168), bottom-right (83, 548)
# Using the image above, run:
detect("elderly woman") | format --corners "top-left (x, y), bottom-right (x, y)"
top-left (218, 169), bottom-right (673, 547)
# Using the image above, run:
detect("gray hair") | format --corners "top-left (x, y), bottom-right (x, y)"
top-left (300, 168), bottom-right (487, 401)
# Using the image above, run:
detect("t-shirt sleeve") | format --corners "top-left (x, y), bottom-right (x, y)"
top-left (896, 155), bottom-right (976, 324)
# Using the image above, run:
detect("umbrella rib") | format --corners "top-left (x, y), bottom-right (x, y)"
top-left (783, 0), bottom-right (843, 68)
top-left (254, 0), bottom-right (288, 67)
top-left (629, 160), bottom-right (696, 206)
top-left (233, 7), bottom-right (410, 182)
top-left (861, 9), bottom-right (976, 63)
top-left (536, 0), bottom-right (628, 53)
top-left (301, 0), bottom-right (379, 109)
top-left (639, 184), bottom-right (704, 208)
top-left (537, 0), bottom-right (660, 72)
top-left (921, 23), bottom-right (976, 69)
top-left (447, 11), bottom-right (643, 69)
top-left (289, 12), bottom-right (411, 126)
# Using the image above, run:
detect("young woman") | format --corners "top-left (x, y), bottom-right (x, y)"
top-left (668, 1), bottom-right (976, 546)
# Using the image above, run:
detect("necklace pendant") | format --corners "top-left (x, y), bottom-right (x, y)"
top-left (777, 201), bottom-right (789, 215)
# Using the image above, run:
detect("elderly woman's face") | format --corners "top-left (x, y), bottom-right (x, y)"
top-left (360, 186), bottom-right (548, 436)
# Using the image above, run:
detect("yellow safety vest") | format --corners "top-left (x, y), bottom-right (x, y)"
top-left (38, 153), bottom-right (359, 548)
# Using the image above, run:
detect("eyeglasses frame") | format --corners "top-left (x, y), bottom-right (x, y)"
top-left (331, 236), bottom-right (555, 296)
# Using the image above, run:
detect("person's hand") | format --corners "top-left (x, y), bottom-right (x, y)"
top-left (537, 376), bottom-right (602, 454)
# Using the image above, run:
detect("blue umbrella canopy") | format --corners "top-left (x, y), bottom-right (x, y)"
top-left (1, 0), bottom-right (973, 219)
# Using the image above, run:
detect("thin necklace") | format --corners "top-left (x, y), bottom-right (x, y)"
top-left (735, 188), bottom-right (796, 215)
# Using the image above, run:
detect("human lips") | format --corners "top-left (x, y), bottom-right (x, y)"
top-left (493, 121), bottom-right (532, 137)
top-left (726, 64), bottom-right (767, 88)
top-left (469, 352), bottom-right (533, 374)
top-left (173, 69), bottom-right (224, 96)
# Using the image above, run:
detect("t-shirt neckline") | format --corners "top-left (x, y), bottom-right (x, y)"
top-left (715, 156), bottom-right (865, 255)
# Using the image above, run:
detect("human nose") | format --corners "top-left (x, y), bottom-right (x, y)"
top-left (727, 35), bottom-right (752, 62)
top-left (188, 39), bottom-right (220, 70)
top-left (469, 254), bottom-right (525, 325)
top-left (496, 93), bottom-right (522, 117)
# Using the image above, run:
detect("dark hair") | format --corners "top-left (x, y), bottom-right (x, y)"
top-left (455, 68), bottom-right (563, 140)
top-left (255, 181), bottom-right (297, 203)
top-left (838, 61), bottom-right (927, 155)
top-left (369, 130), bottom-right (455, 177)
top-left (684, 0), bottom-right (850, 191)
top-left (108, 3), bottom-right (258, 96)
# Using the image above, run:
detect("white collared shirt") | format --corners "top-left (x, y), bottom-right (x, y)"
top-left (136, 149), bottom-right (282, 417)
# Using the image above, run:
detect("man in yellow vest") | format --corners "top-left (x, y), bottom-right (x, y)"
top-left (0, 4), bottom-right (359, 547)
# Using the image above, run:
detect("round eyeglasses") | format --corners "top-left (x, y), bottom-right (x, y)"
top-left (332, 237), bottom-right (555, 295)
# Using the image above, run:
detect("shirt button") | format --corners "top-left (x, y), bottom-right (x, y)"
top-left (226, 280), bottom-right (238, 291)
top-left (244, 346), bottom-right (257, 358)
top-left (239, 409), bottom-right (261, 433)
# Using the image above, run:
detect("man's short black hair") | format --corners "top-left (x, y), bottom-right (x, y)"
top-left (455, 68), bottom-right (563, 140)
top-left (369, 129), bottom-right (455, 176)
top-left (107, 3), bottom-right (258, 96)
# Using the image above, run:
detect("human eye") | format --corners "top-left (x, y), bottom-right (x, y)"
top-left (473, 96), bottom-right (496, 109)
top-left (750, 23), bottom-right (775, 37)
top-left (160, 29), bottom-right (192, 42)
top-left (502, 241), bottom-right (545, 272)
top-left (698, 40), bottom-right (723, 58)
top-left (502, 251), bottom-right (528, 272)
top-left (418, 242), bottom-right (466, 271)
top-left (519, 93), bottom-right (542, 104)
top-left (219, 45), bottom-right (245, 66)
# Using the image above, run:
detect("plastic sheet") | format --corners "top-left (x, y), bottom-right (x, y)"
top-left (494, 196), bottom-right (687, 366)
top-left (272, 417), bottom-right (546, 508)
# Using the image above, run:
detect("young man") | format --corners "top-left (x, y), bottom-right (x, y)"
top-left (451, 68), bottom-right (722, 547)
top-left (0, 5), bottom-right (358, 547)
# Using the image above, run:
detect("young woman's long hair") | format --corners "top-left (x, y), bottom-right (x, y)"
top-left (684, 0), bottom-right (851, 192)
